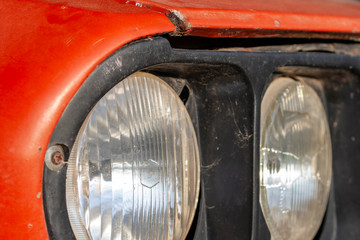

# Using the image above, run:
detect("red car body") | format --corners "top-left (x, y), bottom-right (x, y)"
top-left (1, 0), bottom-right (360, 239)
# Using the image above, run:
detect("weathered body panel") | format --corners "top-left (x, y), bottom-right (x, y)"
top-left (0, 1), bottom-right (174, 238)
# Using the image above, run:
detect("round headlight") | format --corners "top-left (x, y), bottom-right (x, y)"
top-left (66, 72), bottom-right (200, 240)
top-left (260, 78), bottom-right (332, 240)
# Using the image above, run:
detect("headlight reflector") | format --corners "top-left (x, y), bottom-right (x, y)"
top-left (66, 72), bottom-right (200, 240)
top-left (260, 78), bottom-right (332, 240)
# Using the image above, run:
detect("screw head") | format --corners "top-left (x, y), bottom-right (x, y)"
top-left (51, 151), bottom-right (63, 165)
top-left (45, 145), bottom-right (66, 171)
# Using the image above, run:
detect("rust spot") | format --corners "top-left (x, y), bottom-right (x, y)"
top-left (51, 151), bottom-right (64, 165)
top-left (167, 10), bottom-right (192, 35)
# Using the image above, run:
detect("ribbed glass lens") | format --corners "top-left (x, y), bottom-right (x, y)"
top-left (66, 72), bottom-right (200, 240)
top-left (260, 78), bottom-right (332, 240)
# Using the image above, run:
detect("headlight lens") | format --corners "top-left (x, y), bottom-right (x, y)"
top-left (260, 78), bottom-right (332, 240)
top-left (66, 72), bottom-right (200, 240)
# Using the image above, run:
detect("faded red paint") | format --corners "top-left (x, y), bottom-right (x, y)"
top-left (2, 0), bottom-right (360, 239)
top-left (121, 0), bottom-right (360, 38)
top-left (0, 0), bottom-right (174, 239)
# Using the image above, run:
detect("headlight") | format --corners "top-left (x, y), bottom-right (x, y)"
top-left (66, 72), bottom-right (200, 240)
top-left (260, 77), bottom-right (332, 240)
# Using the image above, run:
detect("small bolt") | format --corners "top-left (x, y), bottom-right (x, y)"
top-left (51, 151), bottom-right (64, 165)
top-left (45, 145), bottom-right (66, 171)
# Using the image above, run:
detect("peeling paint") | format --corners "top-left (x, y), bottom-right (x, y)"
top-left (167, 10), bottom-right (192, 35)
top-left (135, 2), bottom-right (143, 7)
top-left (274, 20), bottom-right (280, 27)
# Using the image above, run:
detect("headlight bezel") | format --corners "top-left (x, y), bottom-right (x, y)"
top-left (43, 37), bottom-right (360, 240)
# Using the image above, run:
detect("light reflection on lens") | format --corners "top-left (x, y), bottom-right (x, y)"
top-left (66, 72), bottom-right (200, 240)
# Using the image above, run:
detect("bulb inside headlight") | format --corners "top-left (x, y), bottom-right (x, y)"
top-left (66, 72), bottom-right (200, 240)
top-left (260, 77), bottom-right (332, 240)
